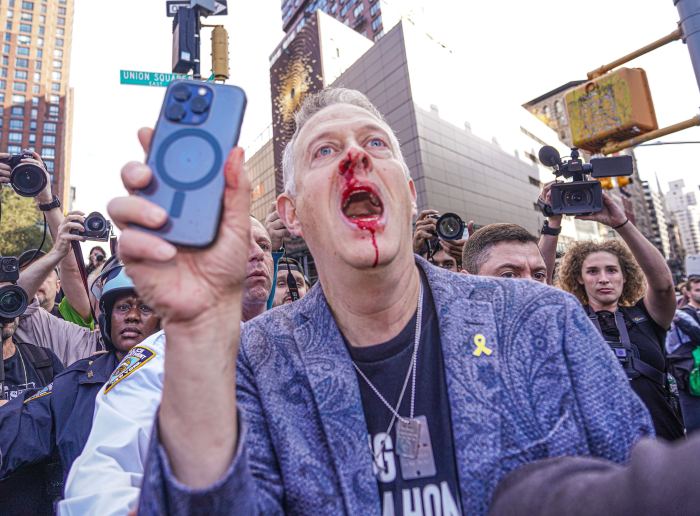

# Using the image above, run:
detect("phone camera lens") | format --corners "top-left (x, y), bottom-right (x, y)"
top-left (166, 103), bottom-right (186, 121)
top-left (171, 84), bottom-right (192, 102)
top-left (190, 95), bottom-right (210, 114)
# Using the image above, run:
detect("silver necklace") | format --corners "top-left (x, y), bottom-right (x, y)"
top-left (352, 281), bottom-right (424, 469)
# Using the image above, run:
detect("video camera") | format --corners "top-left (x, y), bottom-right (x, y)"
top-left (0, 256), bottom-right (29, 323)
top-left (538, 146), bottom-right (633, 216)
top-left (1, 151), bottom-right (47, 198)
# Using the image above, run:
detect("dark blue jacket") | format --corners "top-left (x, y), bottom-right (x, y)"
top-left (0, 350), bottom-right (119, 483)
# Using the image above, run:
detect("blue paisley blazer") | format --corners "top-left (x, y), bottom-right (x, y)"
top-left (139, 257), bottom-right (653, 515)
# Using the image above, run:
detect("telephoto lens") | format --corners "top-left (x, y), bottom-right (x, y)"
top-left (436, 213), bottom-right (465, 240)
top-left (0, 284), bottom-right (28, 323)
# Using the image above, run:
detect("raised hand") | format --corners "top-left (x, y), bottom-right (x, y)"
top-left (576, 191), bottom-right (627, 228)
top-left (265, 202), bottom-right (291, 251)
top-left (413, 209), bottom-right (438, 254)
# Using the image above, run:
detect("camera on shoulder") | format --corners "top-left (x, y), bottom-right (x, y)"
top-left (538, 146), bottom-right (633, 216)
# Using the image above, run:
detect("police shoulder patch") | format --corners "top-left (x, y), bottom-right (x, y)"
top-left (104, 345), bottom-right (156, 394)
top-left (24, 383), bottom-right (53, 404)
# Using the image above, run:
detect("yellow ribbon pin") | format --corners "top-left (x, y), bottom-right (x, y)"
top-left (472, 334), bottom-right (492, 357)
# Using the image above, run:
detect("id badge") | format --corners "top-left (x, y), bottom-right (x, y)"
top-left (399, 415), bottom-right (436, 480)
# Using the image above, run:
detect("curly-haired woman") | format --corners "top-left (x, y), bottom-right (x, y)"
top-left (554, 192), bottom-right (683, 441)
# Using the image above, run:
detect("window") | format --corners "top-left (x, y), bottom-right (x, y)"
top-left (52, 59), bottom-right (61, 69)
top-left (370, 2), bottom-right (380, 16)
top-left (42, 146), bottom-right (54, 157)
top-left (19, 23), bottom-right (32, 33)
top-left (53, 49), bottom-right (62, 58)
top-left (39, 15), bottom-right (45, 23)
top-left (36, 48), bottom-right (42, 57)
top-left (51, 70), bottom-right (61, 81)
top-left (4, 33), bottom-right (11, 42)
top-left (17, 34), bottom-right (30, 45)
top-left (33, 72), bottom-right (40, 82)
top-left (40, 4), bottom-right (46, 13)
top-left (28, 133), bottom-right (36, 144)
top-left (32, 83), bottom-right (39, 93)
top-left (48, 104), bottom-right (58, 117)
top-left (58, 7), bottom-right (66, 15)
top-left (35, 60), bottom-right (41, 69)
top-left (42, 134), bottom-right (55, 145)
top-left (8, 132), bottom-right (23, 142)
top-left (38, 25), bottom-right (44, 35)
top-left (22, 1), bottom-right (34, 9)
top-left (6, 21), bottom-right (13, 31)
top-left (29, 119), bottom-right (37, 130)
top-left (15, 70), bottom-right (28, 80)
top-left (8, 145), bottom-right (22, 154)
top-left (17, 47), bottom-right (30, 55)
top-left (6, 10), bottom-right (13, 18)
top-left (51, 82), bottom-right (59, 91)
top-left (21, 12), bottom-right (32, 21)
top-left (371, 15), bottom-right (381, 31)
top-left (56, 28), bottom-right (64, 36)
top-left (10, 106), bottom-right (24, 116)
top-left (37, 37), bottom-right (43, 47)
top-left (2, 56), bottom-right (8, 65)
top-left (2, 44), bottom-right (10, 54)
top-left (11, 94), bottom-right (25, 103)
top-left (57, 17), bottom-right (64, 25)
top-left (43, 121), bottom-right (56, 133)
top-left (353, 3), bottom-right (364, 16)
top-left (49, 94), bottom-right (59, 103)
top-left (0, 68), bottom-right (7, 78)
top-left (9, 119), bottom-right (22, 130)
top-left (55, 38), bottom-right (63, 47)
top-left (15, 58), bottom-right (28, 68)
top-left (30, 107), bottom-right (37, 118)
top-left (0, 79), bottom-right (5, 89)
top-left (43, 159), bottom-right (53, 172)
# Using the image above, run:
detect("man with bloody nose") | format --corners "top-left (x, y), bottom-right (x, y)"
top-left (110, 88), bottom-right (653, 516)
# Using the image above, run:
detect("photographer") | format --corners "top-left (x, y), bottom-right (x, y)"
top-left (413, 209), bottom-right (466, 272)
top-left (553, 192), bottom-right (683, 440)
top-left (272, 257), bottom-right (310, 307)
top-left (15, 214), bottom-right (103, 366)
top-left (86, 246), bottom-right (106, 276)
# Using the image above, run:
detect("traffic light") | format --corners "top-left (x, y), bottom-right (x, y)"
top-left (172, 7), bottom-right (197, 74)
top-left (565, 68), bottom-right (658, 153)
top-left (598, 177), bottom-right (615, 190)
top-left (616, 176), bottom-right (632, 188)
top-left (211, 25), bottom-right (229, 81)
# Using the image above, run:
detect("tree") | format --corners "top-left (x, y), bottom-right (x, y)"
top-left (0, 188), bottom-right (53, 257)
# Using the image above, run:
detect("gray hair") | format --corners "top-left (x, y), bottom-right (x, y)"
top-left (281, 87), bottom-right (410, 196)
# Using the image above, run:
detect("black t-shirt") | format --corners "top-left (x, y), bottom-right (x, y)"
top-left (346, 273), bottom-right (463, 515)
top-left (2, 342), bottom-right (64, 401)
top-left (594, 299), bottom-right (684, 441)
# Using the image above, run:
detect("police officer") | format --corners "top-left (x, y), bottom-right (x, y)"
top-left (0, 264), bottom-right (161, 508)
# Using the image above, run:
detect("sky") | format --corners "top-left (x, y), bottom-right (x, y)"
top-left (68, 0), bottom-right (700, 224)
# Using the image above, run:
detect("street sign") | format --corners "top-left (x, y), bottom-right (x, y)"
top-left (166, 1), bottom-right (189, 17)
top-left (167, 0), bottom-right (227, 16)
top-left (120, 70), bottom-right (189, 87)
top-left (120, 70), bottom-right (216, 87)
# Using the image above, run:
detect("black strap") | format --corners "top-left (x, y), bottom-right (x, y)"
top-left (586, 307), bottom-right (666, 386)
top-left (15, 342), bottom-right (54, 387)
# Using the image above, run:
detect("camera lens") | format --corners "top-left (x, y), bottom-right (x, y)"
top-left (0, 285), bottom-right (28, 321)
top-left (1, 258), bottom-right (18, 274)
top-left (563, 189), bottom-right (591, 206)
top-left (436, 213), bottom-right (465, 240)
top-left (171, 83), bottom-right (192, 102)
top-left (165, 102), bottom-right (186, 122)
top-left (85, 213), bottom-right (106, 232)
top-left (10, 162), bottom-right (47, 197)
top-left (96, 254), bottom-right (105, 262)
top-left (190, 94), bottom-right (211, 114)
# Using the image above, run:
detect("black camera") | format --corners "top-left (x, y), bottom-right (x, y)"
top-left (0, 256), bottom-right (28, 323)
top-left (1, 151), bottom-right (47, 197)
top-left (72, 212), bottom-right (112, 241)
top-left (427, 213), bottom-right (465, 241)
top-left (538, 146), bottom-right (633, 216)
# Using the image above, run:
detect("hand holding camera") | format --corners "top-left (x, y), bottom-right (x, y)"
top-left (0, 256), bottom-right (28, 323)
top-left (69, 212), bottom-right (112, 242)
top-left (265, 202), bottom-right (291, 251)
top-left (0, 150), bottom-right (50, 199)
top-left (575, 191), bottom-right (628, 229)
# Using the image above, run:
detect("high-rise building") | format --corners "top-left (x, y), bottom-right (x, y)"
top-left (280, 0), bottom-right (396, 42)
top-left (0, 0), bottom-right (74, 204)
top-left (642, 179), bottom-right (671, 259)
top-left (667, 179), bottom-right (700, 256)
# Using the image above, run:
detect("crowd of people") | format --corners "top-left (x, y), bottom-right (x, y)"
top-left (1, 88), bottom-right (700, 515)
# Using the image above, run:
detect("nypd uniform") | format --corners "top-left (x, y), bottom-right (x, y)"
top-left (0, 350), bottom-right (118, 485)
top-left (59, 330), bottom-right (165, 516)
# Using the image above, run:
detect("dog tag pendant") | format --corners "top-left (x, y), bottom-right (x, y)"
top-left (396, 418), bottom-right (421, 459)
top-left (400, 416), bottom-right (436, 479)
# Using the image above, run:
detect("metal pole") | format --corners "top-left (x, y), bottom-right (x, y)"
top-left (587, 28), bottom-right (682, 79)
top-left (675, 0), bottom-right (700, 93)
top-left (600, 114), bottom-right (700, 154)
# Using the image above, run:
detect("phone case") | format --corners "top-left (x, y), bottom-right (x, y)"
top-left (136, 79), bottom-right (247, 247)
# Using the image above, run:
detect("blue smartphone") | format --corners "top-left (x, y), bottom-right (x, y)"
top-left (136, 79), bottom-right (247, 247)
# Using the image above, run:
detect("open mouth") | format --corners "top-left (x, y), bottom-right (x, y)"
top-left (341, 187), bottom-right (384, 221)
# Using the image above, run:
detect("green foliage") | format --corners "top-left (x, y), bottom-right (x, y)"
top-left (0, 188), bottom-right (53, 257)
